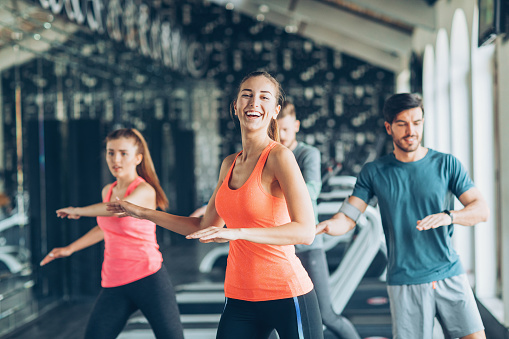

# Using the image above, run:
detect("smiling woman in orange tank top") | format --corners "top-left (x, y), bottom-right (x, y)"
top-left (107, 71), bottom-right (324, 339)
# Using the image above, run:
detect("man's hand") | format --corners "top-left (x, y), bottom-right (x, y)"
top-left (315, 212), bottom-right (357, 237)
top-left (416, 212), bottom-right (453, 231)
top-left (316, 220), bottom-right (333, 235)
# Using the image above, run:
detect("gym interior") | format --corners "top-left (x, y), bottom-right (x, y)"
top-left (0, 0), bottom-right (509, 338)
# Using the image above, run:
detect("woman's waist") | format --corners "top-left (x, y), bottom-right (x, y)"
top-left (101, 259), bottom-right (162, 287)
top-left (97, 216), bottom-right (156, 231)
top-left (224, 263), bottom-right (313, 301)
top-left (104, 240), bottom-right (161, 259)
top-left (227, 244), bottom-right (302, 272)
top-left (102, 230), bottom-right (158, 245)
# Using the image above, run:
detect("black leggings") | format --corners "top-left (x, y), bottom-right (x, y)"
top-left (84, 266), bottom-right (184, 339)
top-left (216, 289), bottom-right (323, 339)
top-left (297, 249), bottom-right (361, 339)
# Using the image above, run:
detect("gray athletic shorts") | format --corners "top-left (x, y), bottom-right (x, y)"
top-left (387, 274), bottom-right (484, 339)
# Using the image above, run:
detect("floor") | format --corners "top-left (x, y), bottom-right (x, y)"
top-left (4, 240), bottom-right (395, 339)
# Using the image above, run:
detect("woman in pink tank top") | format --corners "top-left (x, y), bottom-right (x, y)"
top-left (108, 72), bottom-right (323, 339)
top-left (40, 128), bottom-right (184, 339)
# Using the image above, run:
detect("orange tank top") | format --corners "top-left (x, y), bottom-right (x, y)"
top-left (215, 141), bottom-right (313, 301)
top-left (97, 177), bottom-right (162, 287)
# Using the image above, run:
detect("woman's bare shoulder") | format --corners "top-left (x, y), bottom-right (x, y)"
top-left (101, 183), bottom-right (113, 200)
top-left (132, 181), bottom-right (156, 195)
top-left (222, 153), bottom-right (238, 168)
top-left (268, 143), bottom-right (295, 164)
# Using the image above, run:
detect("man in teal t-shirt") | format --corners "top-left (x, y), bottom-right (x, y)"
top-left (317, 93), bottom-right (489, 339)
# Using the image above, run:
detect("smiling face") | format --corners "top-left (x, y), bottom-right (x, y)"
top-left (233, 75), bottom-right (281, 132)
top-left (384, 107), bottom-right (424, 153)
top-left (106, 137), bottom-right (142, 179)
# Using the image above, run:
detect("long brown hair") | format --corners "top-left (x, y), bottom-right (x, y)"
top-left (106, 128), bottom-right (169, 210)
top-left (230, 71), bottom-right (285, 142)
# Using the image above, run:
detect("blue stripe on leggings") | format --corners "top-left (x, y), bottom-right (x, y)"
top-left (293, 296), bottom-right (304, 339)
top-left (222, 297), bottom-right (228, 313)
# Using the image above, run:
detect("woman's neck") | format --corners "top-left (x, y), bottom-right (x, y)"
top-left (115, 173), bottom-right (139, 190)
top-left (240, 131), bottom-right (272, 160)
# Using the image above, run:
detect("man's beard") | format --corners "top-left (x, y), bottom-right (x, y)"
top-left (393, 135), bottom-right (420, 152)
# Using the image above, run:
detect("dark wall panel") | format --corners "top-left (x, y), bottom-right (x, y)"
top-left (65, 120), bottom-right (103, 297)
top-left (26, 120), bottom-right (66, 304)
top-left (27, 119), bottom-right (104, 301)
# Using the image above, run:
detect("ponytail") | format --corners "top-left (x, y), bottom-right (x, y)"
top-left (268, 118), bottom-right (280, 142)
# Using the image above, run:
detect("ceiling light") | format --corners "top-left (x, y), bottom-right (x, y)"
top-left (259, 5), bottom-right (269, 13)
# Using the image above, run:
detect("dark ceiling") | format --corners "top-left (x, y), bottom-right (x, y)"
top-left (0, 0), bottom-right (440, 74)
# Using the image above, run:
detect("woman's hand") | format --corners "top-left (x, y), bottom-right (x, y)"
top-left (56, 207), bottom-right (80, 219)
top-left (106, 199), bottom-right (145, 219)
top-left (186, 226), bottom-right (238, 243)
top-left (40, 247), bottom-right (73, 266)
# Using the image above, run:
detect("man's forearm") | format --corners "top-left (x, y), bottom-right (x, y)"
top-left (451, 199), bottom-right (489, 226)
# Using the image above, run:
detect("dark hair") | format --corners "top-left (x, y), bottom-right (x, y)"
top-left (278, 101), bottom-right (296, 119)
top-left (383, 93), bottom-right (425, 124)
top-left (106, 128), bottom-right (169, 210)
top-left (230, 71), bottom-right (285, 142)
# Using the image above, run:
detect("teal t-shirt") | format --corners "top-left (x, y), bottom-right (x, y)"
top-left (352, 149), bottom-right (474, 285)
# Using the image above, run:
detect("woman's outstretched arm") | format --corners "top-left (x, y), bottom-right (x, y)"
top-left (57, 182), bottom-right (157, 219)
top-left (40, 226), bottom-right (104, 266)
top-left (106, 201), bottom-right (203, 236)
top-left (106, 156), bottom-right (233, 235)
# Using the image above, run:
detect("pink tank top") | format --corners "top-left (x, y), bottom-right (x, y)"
top-left (215, 141), bottom-right (313, 301)
top-left (97, 176), bottom-right (162, 287)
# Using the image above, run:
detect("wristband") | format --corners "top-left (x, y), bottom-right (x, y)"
top-left (338, 198), bottom-right (362, 223)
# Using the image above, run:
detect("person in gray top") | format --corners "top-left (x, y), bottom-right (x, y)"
top-left (278, 102), bottom-right (360, 339)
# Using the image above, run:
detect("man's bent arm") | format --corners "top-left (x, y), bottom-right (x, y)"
top-left (417, 187), bottom-right (489, 230)
top-left (453, 187), bottom-right (489, 226)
